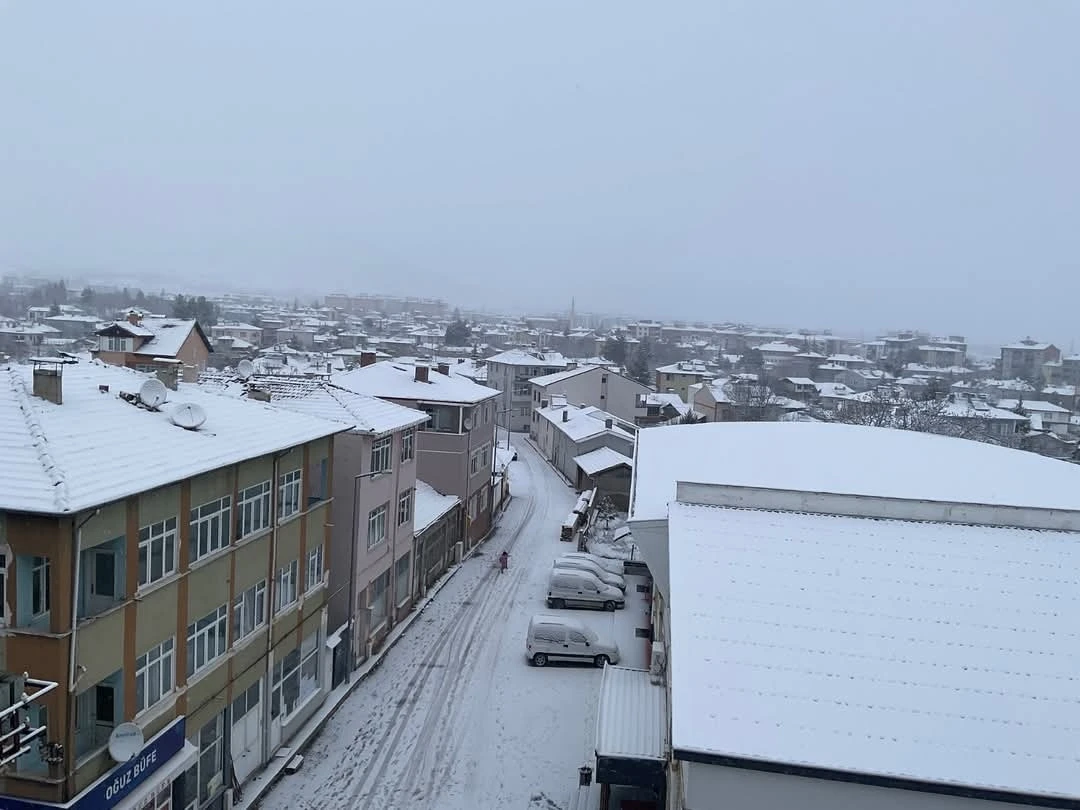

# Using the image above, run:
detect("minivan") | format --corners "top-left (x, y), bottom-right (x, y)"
top-left (560, 551), bottom-right (625, 577)
top-left (526, 614), bottom-right (621, 668)
top-left (553, 556), bottom-right (626, 591)
top-left (547, 569), bottom-right (625, 612)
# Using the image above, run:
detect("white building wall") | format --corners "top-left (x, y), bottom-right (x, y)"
top-left (682, 762), bottom-right (1044, 810)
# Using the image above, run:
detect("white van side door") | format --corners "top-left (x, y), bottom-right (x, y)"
top-left (567, 629), bottom-right (591, 659)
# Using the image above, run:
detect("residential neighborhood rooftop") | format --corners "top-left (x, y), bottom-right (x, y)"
top-left (667, 500), bottom-right (1080, 800)
top-left (574, 446), bottom-right (634, 476)
top-left (630, 422), bottom-right (1080, 522)
top-left (485, 349), bottom-right (569, 367)
top-left (530, 365), bottom-right (596, 386)
top-left (333, 360), bottom-right (500, 404)
top-left (413, 479), bottom-right (460, 535)
top-left (536, 403), bottom-right (634, 443)
top-left (0, 360), bottom-right (348, 515)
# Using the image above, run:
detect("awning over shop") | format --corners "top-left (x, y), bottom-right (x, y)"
top-left (595, 666), bottom-right (667, 792)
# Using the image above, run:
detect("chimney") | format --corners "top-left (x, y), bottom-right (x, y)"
top-left (415, 363), bottom-right (430, 383)
top-left (126, 311), bottom-right (141, 326)
top-left (562, 410), bottom-right (569, 422)
top-left (605, 418), bottom-right (613, 429)
top-left (360, 351), bottom-right (377, 367)
top-left (437, 362), bottom-right (450, 376)
top-left (326, 362), bottom-right (332, 374)
top-left (156, 365), bottom-right (179, 391)
top-left (32, 363), bottom-right (63, 405)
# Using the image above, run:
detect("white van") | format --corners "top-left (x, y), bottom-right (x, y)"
top-left (553, 556), bottom-right (626, 591)
top-left (526, 614), bottom-right (620, 668)
top-left (547, 569), bottom-right (625, 612)
top-left (560, 551), bottom-right (625, 576)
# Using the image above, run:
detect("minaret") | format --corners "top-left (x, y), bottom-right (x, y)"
top-left (569, 297), bottom-right (576, 332)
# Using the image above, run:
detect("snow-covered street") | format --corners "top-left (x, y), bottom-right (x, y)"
top-left (255, 437), bottom-right (648, 810)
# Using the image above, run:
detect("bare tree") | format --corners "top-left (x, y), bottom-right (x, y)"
top-left (726, 375), bottom-right (781, 422)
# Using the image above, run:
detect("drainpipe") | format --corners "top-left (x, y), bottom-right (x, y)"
top-left (463, 408), bottom-right (473, 548)
top-left (262, 451), bottom-right (284, 760)
top-left (67, 508), bottom-right (100, 793)
top-left (389, 432), bottom-right (402, 627)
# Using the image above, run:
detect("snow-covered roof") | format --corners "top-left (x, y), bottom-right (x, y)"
top-left (413, 480), bottom-right (459, 535)
top-left (0, 360), bottom-right (347, 515)
top-left (812, 384), bottom-right (855, 401)
top-left (656, 361), bottom-right (711, 376)
top-left (630, 422), bottom-right (1080, 522)
top-left (530, 365), bottom-right (596, 387)
top-left (574, 446), bottom-right (634, 476)
top-left (642, 392), bottom-right (690, 415)
top-left (536, 404), bottom-right (635, 444)
top-left (131, 318), bottom-right (205, 357)
top-left (199, 373), bottom-right (427, 435)
top-left (782, 377), bottom-right (816, 386)
top-left (595, 665), bottom-right (667, 762)
top-left (1003, 341), bottom-right (1053, 351)
top-left (668, 500), bottom-right (1080, 800)
top-left (756, 342), bottom-right (799, 354)
top-left (995, 399), bottom-right (1071, 414)
top-left (485, 349), bottom-right (568, 368)
top-left (332, 361), bottom-right (500, 405)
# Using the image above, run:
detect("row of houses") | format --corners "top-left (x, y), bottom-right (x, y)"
top-left (0, 351), bottom-right (503, 810)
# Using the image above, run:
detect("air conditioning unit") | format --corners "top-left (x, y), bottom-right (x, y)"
top-left (649, 642), bottom-right (666, 684)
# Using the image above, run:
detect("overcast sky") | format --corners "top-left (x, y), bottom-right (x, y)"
top-left (1, 2), bottom-right (1078, 345)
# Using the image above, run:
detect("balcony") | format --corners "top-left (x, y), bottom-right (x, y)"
top-left (77, 538), bottom-right (126, 621)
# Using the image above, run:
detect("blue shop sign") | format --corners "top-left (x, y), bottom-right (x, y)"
top-left (0, 717), bottom-right (186, 810)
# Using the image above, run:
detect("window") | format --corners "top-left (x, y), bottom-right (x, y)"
top-left (186, 605), bottom-right (228, 677)
top-left (394, 554), bottom-right (410, 606)
top-left (305, 545), bottom-right (324, 593)
top-left (232, 581), bottom-right (266, 643)
top-left (300, 631), bottom-right (319, 702)
top-left (274, 560), bottom-right (298, 613)
top-left (135, 638), bottom-right (174, 713)
top-left (138, 518), bottom-right (177, 587)
top-left (278, 469), bottom-right (302, 519)
top-left (467, 493), bottom-right (479, 521)
top-left (400, 428), bottom-right (416, 462)
top-left (31, 556), bottom-right (50, 617)
top-left (190, 496), bottom-right (231, 562)
top-left (238, 481), bottom-right (271, 538)
top-left (367, 504), bottom-right (388, 549)
top-left (470, 443), bottom-right (491, 476)
top-left (370, 436), bottom-right (392, 474)
top-left (369, 570), bottom-right (389, 627)
top-left (100, 335), bottom-right (132, 352)
top-left (419, 404), bottom-right (459, 433)
top-left (271, 631), bottom-right (319, 724)
top-left (397, 489), bottom-right (414, 526)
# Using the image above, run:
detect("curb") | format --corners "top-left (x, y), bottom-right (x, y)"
top-left (237, 559), bottom-right (467, 808)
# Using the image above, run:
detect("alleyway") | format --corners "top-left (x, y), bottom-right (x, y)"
top-left (255, 438), bottom-right (637, 810)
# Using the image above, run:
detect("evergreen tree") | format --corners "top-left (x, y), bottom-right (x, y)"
top-left (627, 338), bottom-right (653, 386)
top-left (602, 334), bottom-right (628, 366)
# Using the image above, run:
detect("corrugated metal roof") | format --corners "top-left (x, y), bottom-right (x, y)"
top-left (574, 446), bottom-right (634, 476)
top-left (595, 666), bottom-right (667, 761)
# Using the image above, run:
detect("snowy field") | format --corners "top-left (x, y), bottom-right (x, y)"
top-left (255, 438), bottom-right (650, 810)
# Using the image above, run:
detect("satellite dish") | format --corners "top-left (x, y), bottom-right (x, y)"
top-left (237, 359), bottom-right (255, 380)
top-left (170, 402), bottom-right (207, 430)
top-left (108, 723), bottom-right (144, 763)
top-left (463, 416), bottom-right (474, 431)
top-left (138, 378), bottom-right (168, 409)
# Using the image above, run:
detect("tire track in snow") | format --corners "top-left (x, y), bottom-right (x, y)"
top-left (345, 456), bottom-right (541, 809)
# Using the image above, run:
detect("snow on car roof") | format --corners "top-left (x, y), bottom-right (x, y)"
top-left (668, 501), bottom-right (1080, 799)
top-left (630, 422), bottom-right (1080, 522)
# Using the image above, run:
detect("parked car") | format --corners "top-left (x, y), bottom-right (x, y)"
top-left (553, 556), bottom-right (626, 591)
top-left (526, 614), bottom-right (620, 668)
top-left (559, 551), bottom-right (625, 576)
top-left (547, 569), bottom-right (625, 612)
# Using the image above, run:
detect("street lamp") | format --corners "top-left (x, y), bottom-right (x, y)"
top-left (345, 470), bottom-right (389, 683)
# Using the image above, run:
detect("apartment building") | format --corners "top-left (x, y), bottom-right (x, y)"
top-left (529, 365), bottom-right (651, 431)
top-left (93, 312), bottom-right (212, 382)
top-left (0, 358), bottom-right (345, 810)
top-left (1000, 339), bottom-right (1060, 382)
top-left (485, 350), bottom-right (569, 432)
top-left (198, 373), bottom-right (429, 677)
top-left (209, 322), bottom-right (263, 347)
top-left (333, 357), bottom-right (500, 545)
top-left (654, 361), bottom-right (713, 401)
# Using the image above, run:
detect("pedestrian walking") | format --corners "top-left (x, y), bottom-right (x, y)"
top-left (499, 550), bottom-right (509, 573)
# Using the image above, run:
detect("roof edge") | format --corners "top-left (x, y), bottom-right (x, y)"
top-left (671, 749), bottom-right (1080, 809)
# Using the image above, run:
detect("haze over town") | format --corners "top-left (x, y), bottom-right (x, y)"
top-left (2, 1), bottom-right (1079, 344)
